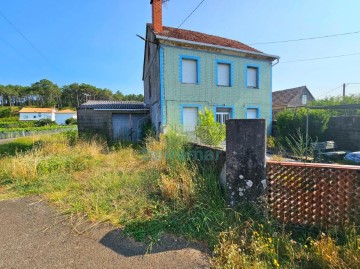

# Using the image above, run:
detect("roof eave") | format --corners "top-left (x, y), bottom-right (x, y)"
top-left (155, 35), bottom-right (280, 61)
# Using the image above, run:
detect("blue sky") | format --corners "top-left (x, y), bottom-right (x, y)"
top-left (0, 0), bottom-right (359, 98)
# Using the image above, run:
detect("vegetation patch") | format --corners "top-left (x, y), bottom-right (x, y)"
top-left (0, 131), bottom-right (359, 268)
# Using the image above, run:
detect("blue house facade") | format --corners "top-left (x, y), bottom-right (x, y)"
top-left (143, 0), bottom-right (279, 134)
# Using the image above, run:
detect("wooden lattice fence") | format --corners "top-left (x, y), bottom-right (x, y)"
top-left (267, 161), bottom-right (360, 227)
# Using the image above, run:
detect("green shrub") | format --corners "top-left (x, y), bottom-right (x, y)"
top-left (195, 107), bottom-right (225, 146)
top-left (276, 108), bottom-right (330, 144)
top-left (140, 119), bottom-right (155, 139)
top-left (0, 107), bottom-right (11, 118)
top-left (35, 118), bottom-right (56, 127)
top-left (65, 117), bottom-right (77, 125)
top-left (267, 136), bottom-right (276, 149)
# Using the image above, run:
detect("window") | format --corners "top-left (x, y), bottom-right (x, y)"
top-left (302, 94), bottom-right (307, 105)
top-left (216, 107), bottom-right (232, 124)
top-left (183, 107), bottom-right (199, 132)
top-left (247, 66), bottom-right (259, 88)
top-left (246, 108), bottom-right (259, 119)
top-left (181, 57), bottom-right (199, 84)
top-left (217, 63), bottom-right (231, 86)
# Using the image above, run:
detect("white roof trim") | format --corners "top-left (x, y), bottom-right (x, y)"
top-left (156, 35), bottom-right (280, 60)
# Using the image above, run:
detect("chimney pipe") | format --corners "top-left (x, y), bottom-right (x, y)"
top-left (151, 0), bottom-right (163, 33)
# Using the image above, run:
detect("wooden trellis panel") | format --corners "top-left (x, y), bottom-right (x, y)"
top-left (267, 161), bottom-right (360, 227)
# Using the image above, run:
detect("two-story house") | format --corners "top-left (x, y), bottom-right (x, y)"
top-left (143, 0), bottom-right (279, 134)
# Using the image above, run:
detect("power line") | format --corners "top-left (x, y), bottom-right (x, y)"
top-left (0, 10), bottom-right (55, 69)
top-left (176, 0), bottom-right (206, 30)
top-left (317, 85), bottom-right (343, 99)
top-left (0, 37), bottom-right (33, 63)
top-left (144, 0), bottom-right (207, 80)
top-left (249, 30), bottom-right (360, 45)
top-left (280, 52), bottom-right (360, 63)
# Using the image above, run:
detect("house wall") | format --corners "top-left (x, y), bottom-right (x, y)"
top-left (55, 113), bottom-right (76, 125)
top-left (144, 27), bottom-right (162, 133)
top-left (324, 116), bottom-right (360, 151)
top-left (77, 109), bottom-right (148, 142)
top-left (77, 109), bottom-right (113, 139)
top-left (19, 112), bottom-right (54, 121)
top-left (162, 45), bottom-right (273, 133)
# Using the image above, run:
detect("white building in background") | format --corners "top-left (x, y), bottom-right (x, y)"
top-left (19, 107), bottom-right (77, 125)
top-left (55, 109), bottom-right (77, 125)
top-left (19, 108), bottom-right (56, 121)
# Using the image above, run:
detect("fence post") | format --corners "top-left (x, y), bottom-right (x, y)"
top-left (225, 119), bottom-right (267, 207)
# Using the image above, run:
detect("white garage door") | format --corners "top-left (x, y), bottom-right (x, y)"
top-left (246, 108), bottom-right (258, 119)
top-left (183, 107), bottom-right (198, 132)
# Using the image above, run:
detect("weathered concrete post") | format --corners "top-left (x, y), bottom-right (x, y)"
top-left (226, 119), bottom-right (267, 207)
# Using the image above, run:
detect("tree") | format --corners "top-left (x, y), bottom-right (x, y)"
top-left (31, 79), bottom-right (61, 107)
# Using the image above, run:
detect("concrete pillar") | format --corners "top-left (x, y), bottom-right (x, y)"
top-left (226, 119), bottom-right (267, 206)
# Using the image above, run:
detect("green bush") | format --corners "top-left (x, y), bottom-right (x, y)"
top-left (65, 117), bottom-right (77, 125)
top-left (195, 107), bottom-right (225, 147)
top-left (0, 107), bottom-right (11, 118)
top-left (276, 108), bottom-right (330, 144)
top-left (34, 118), bottom-right (56, 127)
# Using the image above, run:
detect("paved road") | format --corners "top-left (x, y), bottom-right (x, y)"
top-left (0, 197), bottom-right (209, 269)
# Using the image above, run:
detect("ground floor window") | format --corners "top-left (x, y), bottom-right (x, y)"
top-left (216, 107), bottom-right (232, 124)
top-left (246, 108), bottom-right (259, 119)
top-left (183, 107), bottom-right (199, 132)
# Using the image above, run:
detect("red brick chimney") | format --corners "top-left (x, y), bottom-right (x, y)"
top-left (151, 0), bottom-right (163, 33)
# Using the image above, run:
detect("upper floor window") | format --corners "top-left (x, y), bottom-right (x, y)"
top-left (181, 56), bottom-right (199, 84)
top-left (246, 66), bottom-right (259, 88)
top-left (217, 62), bottom-right (231, 87)
top-left (216, 107), bottom-right (232, 124)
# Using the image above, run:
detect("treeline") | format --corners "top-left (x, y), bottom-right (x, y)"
top-left (0, 79), bottom-right (144, 108)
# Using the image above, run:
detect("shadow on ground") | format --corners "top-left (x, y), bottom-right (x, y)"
top-left (100, 228), bottom-right (207, 257)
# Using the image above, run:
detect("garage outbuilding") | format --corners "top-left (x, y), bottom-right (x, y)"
top-left (77, 101), bottom-right (149, 143)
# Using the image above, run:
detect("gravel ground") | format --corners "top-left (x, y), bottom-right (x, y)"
top-left (0, 197), bottom-right (210, 269)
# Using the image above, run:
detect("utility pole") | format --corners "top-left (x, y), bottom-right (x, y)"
top-left (343, 83), bottom-right (346, 98)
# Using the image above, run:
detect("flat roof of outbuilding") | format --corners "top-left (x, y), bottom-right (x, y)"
top-left (79, 101), bottom-right (148, 110)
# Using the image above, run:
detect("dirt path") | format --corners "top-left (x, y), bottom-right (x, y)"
top-left (0, 197), bottom-right (210, 269)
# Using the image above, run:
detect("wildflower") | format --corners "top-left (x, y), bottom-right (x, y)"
top-left (273, 259), bottom-right (280, 267)
top-left (268, 237), bottom-right (272, 243)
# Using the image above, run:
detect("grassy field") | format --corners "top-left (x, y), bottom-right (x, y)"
top-left (0, 132), bottom-right (359, 268)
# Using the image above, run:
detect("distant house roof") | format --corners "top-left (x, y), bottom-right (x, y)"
top-left (151, 24), bottom-right (261, 53)
top-left (273, 86), bottom-right (316, 108)
top-left (19, 108), bottom-right (55, 113)
top-left (79, 101), bottom-right (148, 110)
top-left (56, 109), bottom-right (76, 114)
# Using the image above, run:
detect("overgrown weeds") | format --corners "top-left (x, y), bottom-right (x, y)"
top-left (0, 131), bottom-right (359, 268)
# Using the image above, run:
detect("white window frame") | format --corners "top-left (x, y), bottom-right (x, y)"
top-left (215, 107), bottom-right (232, 124)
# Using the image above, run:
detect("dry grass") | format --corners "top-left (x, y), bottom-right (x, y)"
top-left (1, 132), bottom-right (359, 269)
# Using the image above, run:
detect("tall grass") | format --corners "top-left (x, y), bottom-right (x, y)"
top-left (0, 131), bottom-right (359, 268)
